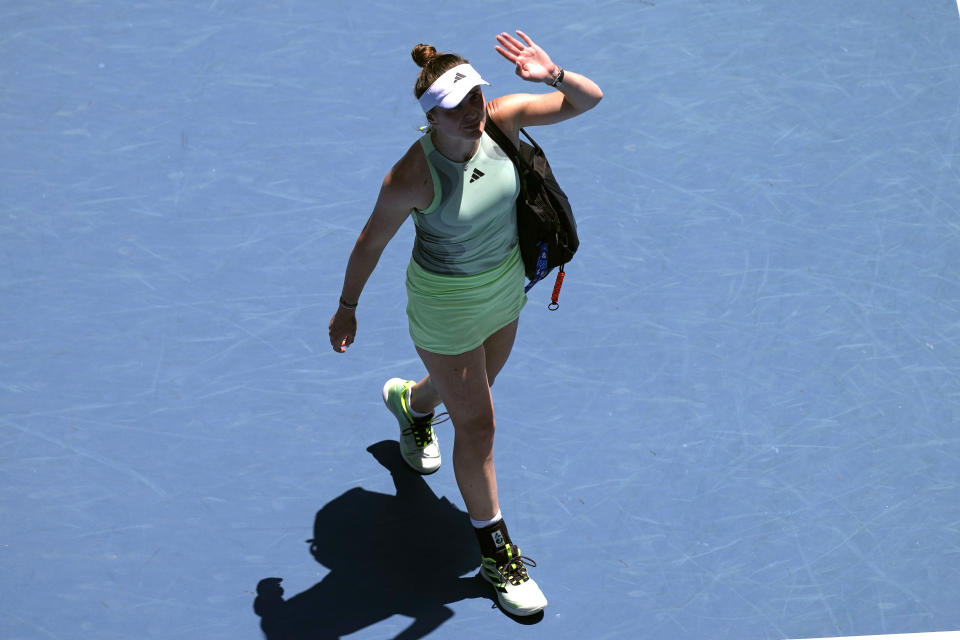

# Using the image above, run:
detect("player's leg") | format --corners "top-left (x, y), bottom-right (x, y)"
top-left (416, 319), bottom-right (546, 616)
top-left (415, 342), bottom-right (498, 519)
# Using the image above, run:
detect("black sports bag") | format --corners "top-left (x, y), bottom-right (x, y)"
top-left (484, 113), bottom-right (579, 308)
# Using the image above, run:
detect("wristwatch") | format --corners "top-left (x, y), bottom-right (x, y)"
top-left (549, 67), bottom-right (565, 88)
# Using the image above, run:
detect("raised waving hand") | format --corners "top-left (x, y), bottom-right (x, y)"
top-left (495, 30), bottom-right (560, 84)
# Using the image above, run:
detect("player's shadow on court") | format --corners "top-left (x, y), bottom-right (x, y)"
top-left (254, 439), bottom-right (505, 639)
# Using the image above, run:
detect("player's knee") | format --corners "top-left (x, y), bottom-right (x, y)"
top-left (454, 414), bottom-right (495, 448)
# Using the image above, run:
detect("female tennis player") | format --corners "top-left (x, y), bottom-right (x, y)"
top-left (329, 30), bottom-right (602, 616)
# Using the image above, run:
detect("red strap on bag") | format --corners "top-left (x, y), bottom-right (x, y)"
top-left (549, 267), bottom-right (565, 311)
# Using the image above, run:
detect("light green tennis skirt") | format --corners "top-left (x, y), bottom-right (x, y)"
top-left (406, 245), bottom-right (527, 356)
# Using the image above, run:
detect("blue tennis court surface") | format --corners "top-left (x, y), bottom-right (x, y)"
top-left (2, 1), bottom-right (959, 638)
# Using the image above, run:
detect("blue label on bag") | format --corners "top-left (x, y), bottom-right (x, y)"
top-left (525, 241), bottom-right (550, 293)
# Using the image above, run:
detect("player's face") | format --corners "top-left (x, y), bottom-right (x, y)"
top-left (430, 87), bottom-right (486, 140)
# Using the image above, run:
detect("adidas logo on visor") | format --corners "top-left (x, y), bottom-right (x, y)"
top-left (453, 72), bottom-right (467, 82)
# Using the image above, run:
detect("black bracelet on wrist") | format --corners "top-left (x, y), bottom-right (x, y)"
top-left (339, 296), bottom-right (358, 310)
top-left (549, 67), bottom-right (565, 87)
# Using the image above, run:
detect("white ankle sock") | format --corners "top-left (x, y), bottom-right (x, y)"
top-left (470, 509), bottom-right (503, 529)
top-left (405, 387), bottom-right (432, 419)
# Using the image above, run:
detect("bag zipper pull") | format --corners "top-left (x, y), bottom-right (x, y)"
top-left (549, 267), bottom-right (565, 311)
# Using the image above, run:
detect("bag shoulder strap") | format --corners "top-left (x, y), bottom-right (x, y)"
top-left (484, 111), bottom-right (535, 171)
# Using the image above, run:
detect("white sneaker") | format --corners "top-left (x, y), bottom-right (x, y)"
top-left (480, 543), bottom-right (548, 616)
top-left (381, 378), bottom-right (442, 474)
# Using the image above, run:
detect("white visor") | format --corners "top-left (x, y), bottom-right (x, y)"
top-left (418, 63), bottom-right (490, 113)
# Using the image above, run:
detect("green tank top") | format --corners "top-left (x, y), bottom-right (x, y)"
top-left (411, 130), bottom-right (520, 276)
